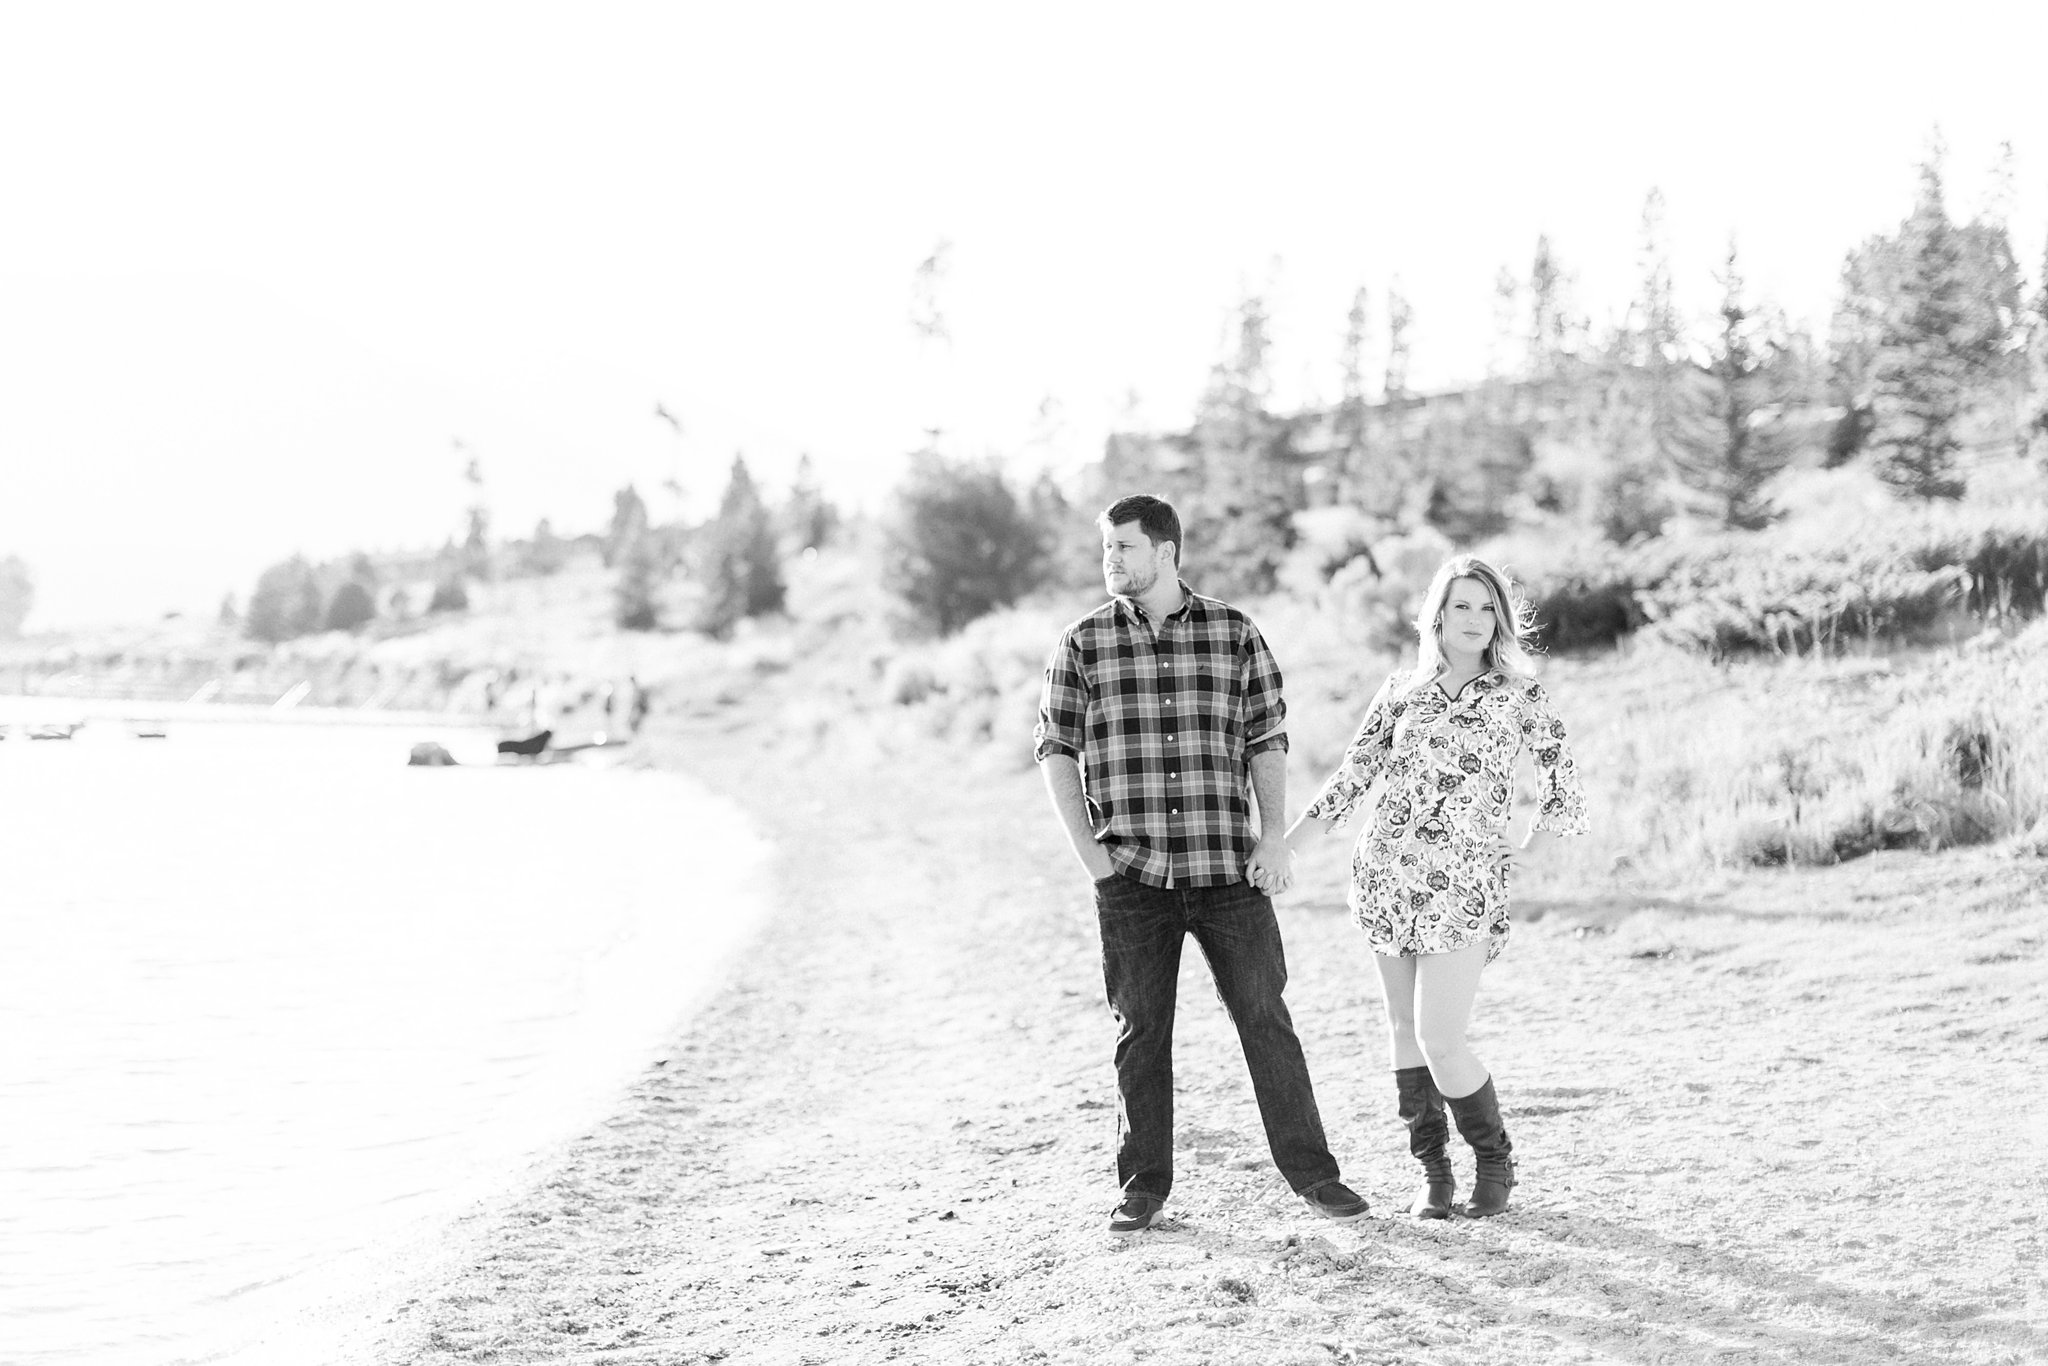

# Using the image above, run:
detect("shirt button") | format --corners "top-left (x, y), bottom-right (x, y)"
top-left (1169, 771), bottom-right (1177, 778)
top-left (1164, 699), bottom-right (1172, 706)
top-left (1171, 808), bottom-right (1179, 814)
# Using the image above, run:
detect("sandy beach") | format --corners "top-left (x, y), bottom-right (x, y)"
top-left (342, 667), bottom-right (2048, 1366)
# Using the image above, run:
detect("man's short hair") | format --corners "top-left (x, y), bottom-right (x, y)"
top-left (1099, 494), bottom-right (1182, 565)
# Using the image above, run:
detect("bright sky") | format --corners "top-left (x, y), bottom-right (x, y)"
top-left (3, 2), bottom-right (2044, 628)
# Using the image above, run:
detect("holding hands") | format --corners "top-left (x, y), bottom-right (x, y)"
top-left (1247, 835), bottom-right (1295, 896)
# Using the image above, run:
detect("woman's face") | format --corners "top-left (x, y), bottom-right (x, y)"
top-left (1439, 576), bottom-right (1498, 660)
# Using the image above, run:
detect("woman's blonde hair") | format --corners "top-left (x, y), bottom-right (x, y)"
top-left (1407, 554), bottom-right (1540, 687)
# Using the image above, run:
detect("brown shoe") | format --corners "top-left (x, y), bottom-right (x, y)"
top-left (1108, 1194), bottom-right (1165, 1233)
top-left (1301, 1180), bottom-right (1369, 1222)
top-left (1395, 1066), bottom-right (1456, 1219)
top-left (1444, 1077), bottom-right (1516, 1218)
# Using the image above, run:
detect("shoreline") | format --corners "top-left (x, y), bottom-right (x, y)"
top-left (347, 683), bottom-right (2048, 1366)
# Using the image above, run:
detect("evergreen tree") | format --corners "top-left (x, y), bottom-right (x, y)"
top-left (1954, 217), bottom-right (2024, 389)
top-left (1025, 469), bottom-right (1099, 592)
top-left (779, 454), bottom-right (839, 554)
top-left (1673, 242), bottom-right (1791, 529)
top-left (604, 485), bottom-right (650, 568)
top-left (1871, 157), bottom-right (1970, 500)
top-left (1486, 266), bottom-right (1520, 379)
top-left (458, 443), bottom-right (492, 580)
top-left (1527, 234), bottom-right (1576, 380)
top-left (883, 450), bottom-right (1046, 635)
top-left (246, 555), bottom-right (323, 643)
top-left (1578, 208), bottom-right (1691, 544)
top-left (0, 555), bottom-right (32, 638)
top-left (1628, 189), bottom-right (1682, 369)
top-left (1333, 286), bottom-right (1371, 503)
top-left (613, 531), bottom-right (660, 631)
top-left (1183, 290), bottom-right (1301, 597)
top-left (1418, 411), bottom-right (1533, 544)
top-left (1953, 140), bottom-right (2025, 397)
top-left (2029, 230), bottom-right (2048, 459)
top-left (698, 454), bottom-right (786, 637)
top-left (522, 518), bottom-right (568, 576)
top-left (1825, 238), bottom-right (1895, 466)
top-left (1383, 282), bottom-right (1413, 401)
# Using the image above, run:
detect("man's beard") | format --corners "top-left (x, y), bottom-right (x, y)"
top-left (1111, 561), bottom-right (1157, 597)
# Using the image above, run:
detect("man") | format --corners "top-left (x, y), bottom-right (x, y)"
top-left (1034, 493), bottom-right (1368, 1233)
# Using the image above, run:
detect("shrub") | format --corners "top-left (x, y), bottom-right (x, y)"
top-left (1321, 526), bottom-right (1452, 651)
top-left (427, 576), bottom-right (470, 614)
top-left (697, 457), bottom-right (787, 638)
top-left (246, 555), bottom-right (324, 643)
top-left (324, 580), bottom-right (377, 632)
top-left (883, 452), bottom-right (1047, 636)
top-left (1496, 500), bottom-right (2048, 660)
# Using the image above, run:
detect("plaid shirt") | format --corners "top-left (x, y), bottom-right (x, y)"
top-left (1033, 583), bottom-right (1289, 888)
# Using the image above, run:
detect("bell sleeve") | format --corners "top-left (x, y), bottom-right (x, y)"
top-left (1521, 681), bottom-right (1588, 837)
top-left (1303, 671), bottom-right (1405, 828)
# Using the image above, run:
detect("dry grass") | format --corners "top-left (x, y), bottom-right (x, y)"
top-left (885, 591), bottom-right (2048, 887)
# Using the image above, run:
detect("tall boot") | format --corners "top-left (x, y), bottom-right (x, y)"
top-left (1393, 1066), bottom-right (1456, 1219)
top-left (1444, 1076), bottom-right (1515, 1218)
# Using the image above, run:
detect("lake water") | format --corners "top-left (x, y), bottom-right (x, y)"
top-left (0, 715), bottom-right (770, 1364)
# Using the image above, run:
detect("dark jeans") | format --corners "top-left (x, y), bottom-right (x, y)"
top-left (1093, 871), bottom-right (1342, 1201)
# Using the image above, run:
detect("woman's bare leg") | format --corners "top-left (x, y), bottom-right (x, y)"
top-left (1413, 940), bottom-right (1491, 1099)
top-left (1369, 951), bottom-right (1426, 1069)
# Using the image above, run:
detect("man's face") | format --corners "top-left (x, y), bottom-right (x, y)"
top-left (1102, 521), bottom-right (1166, 597)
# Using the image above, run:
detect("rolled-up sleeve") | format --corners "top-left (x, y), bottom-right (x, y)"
top-left (1032, 630), bottom-right (1087, 763)
top-left (1239, 624), bottom-right (1288, 757)
top-left (1304, 672), bottom-right (1402, 827)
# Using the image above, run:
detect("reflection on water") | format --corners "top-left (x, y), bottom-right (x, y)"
top-left (0, 718), bottom-right (770, 1365)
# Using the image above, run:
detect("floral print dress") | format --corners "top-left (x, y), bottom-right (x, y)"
top-left (1304, 668), bottom-right (1588, 963)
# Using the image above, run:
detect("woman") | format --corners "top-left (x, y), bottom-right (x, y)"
top-left (1285, 555), bottom-right (1586, 1219)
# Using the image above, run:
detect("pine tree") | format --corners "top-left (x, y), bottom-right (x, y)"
top-left (1673, 242), bottom-right (1790, 529)
top-left (779, 454), bottom-right (839, 555)
top-left (1954, 140), bottom-right (2025, 397)
top-left (698, 454), bottom-right (786, 637)
top-left (1527, 234), bottom-right (1577, 380)
top-left (1185, 290), bottom-right (1300, 596)
top-left (523, 518), bottom-right (568, 576)
top-left (1629, 190), bottom-right (1698, 483)
top-left (1333, 286), bottom-right (1371, 503)
top-left (0, 555), bottom-right (32, 638)
top-left (1825, 237), bottom-right (1897, 466)
top-left (2029, 230), bottom-right (2048, 459)
top-left (1581, 206), bottom-right (1688, 544)
top-left (1383, 282), bottom-right (1412, 402)
top-left (1486, 266), bottom-right (1519, 380)
top-left (613, 531), bottom-right (661, 631)
top-left (457, 443), bottom-right (492, 580)
top-left (1871, 157), bottom-right (1970, 500)
top-left (1025, 469), bottom-right (1099, 593)
top-left (1628, 189), bottom-right (1681, 369)
top-left (605, 485), bottom-right (650, 568)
